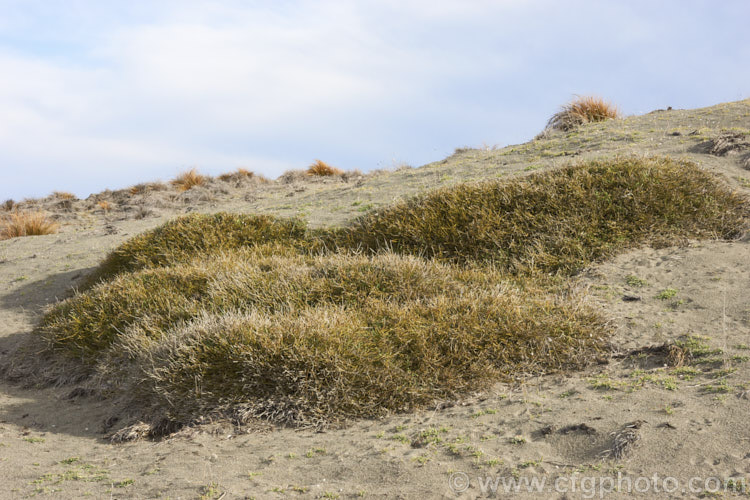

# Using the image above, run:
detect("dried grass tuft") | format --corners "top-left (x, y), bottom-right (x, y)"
top-left (1, 211), bottom-right (59, 240)
top-left (708, 131), bottom-right (750, 156)
top-left (218, 168), bottom-right (269, 184)
top-left (53, 191), bottom-right (76, 200)
top-left (600, 420), bottom-right (645, 460)
top-left (171, 168), bottom-right (208, 191)
top-left (547, 95), bottom-right (620, 131)
top-left (307, 160), bottom-right (344, 176)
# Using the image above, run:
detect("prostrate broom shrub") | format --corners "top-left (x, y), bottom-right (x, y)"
top-left (334, 157), bottom-right (749, 275)
top-left (82, 212), bottom-right (317, 287)
top-left (40, 252), bottom-right (609, 428)
top-left (34, 155), bottom-right (749, 432)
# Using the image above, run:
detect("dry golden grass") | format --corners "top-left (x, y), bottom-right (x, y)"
top-left (171, 168), bottom-right (208, 191)
top-left (52, 191), bottom-right (76, 200)
top-left (97, 201), bottom-right (111, 212)
top-left (307, 160), bottom-right (344, 176)
top-left (547, 95), bottom-right (620, 131)
top-left (217, 168), bottom-right (269, 183)
top-left (128, 182), bottom-right (167, 195)
top-left (1, 211), bottom-right (59, 240)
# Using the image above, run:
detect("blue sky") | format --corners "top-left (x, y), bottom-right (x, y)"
top-left (1, 0), bottom-right (749, 200)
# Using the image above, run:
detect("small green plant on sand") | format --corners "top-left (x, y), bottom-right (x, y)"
top-left (656, 288), bottom-right (678, 300)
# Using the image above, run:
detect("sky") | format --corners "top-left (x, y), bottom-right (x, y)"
top-left (1, 0), bottom-right (749, 201)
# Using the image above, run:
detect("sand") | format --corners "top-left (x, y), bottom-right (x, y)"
top-left (0, 100), bottom-right (749, 499)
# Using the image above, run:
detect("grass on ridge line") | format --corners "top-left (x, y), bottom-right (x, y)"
top-left (307, 159), bottom-right (344, 176)
top-left (334, 156), bottom-right (749, 275)
top-left (40, 252), bottom-right (609, 428)
top-left (34, 155), bottom-right (749, 431)
top-left (546, 95), bottom-right (620, 131)
top-left (171, 168), bottom-right (208, 191)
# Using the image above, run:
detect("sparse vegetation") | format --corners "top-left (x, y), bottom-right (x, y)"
top-left (625, 275), bottom-right (648, 287)
top-left (307, 159), bottom-right (344, 176)
top-left (1, 211), bottom-right (59, 240)
top-left (546, 95), bottom-right (620, 131)
top-left (218, 168), bottom-right (268, 183)
top-left (171, 168), bottom-right (208, 191)
top-left (52, 191), bottom-right (76, 200)
top-left (656, 288), bottom-right (678, 300)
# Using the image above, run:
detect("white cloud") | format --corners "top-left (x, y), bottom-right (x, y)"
top-left (0, 0), bottom-right (748, 199)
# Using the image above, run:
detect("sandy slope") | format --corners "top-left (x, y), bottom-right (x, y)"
top-left (0, 100), bottom-right (749, 499)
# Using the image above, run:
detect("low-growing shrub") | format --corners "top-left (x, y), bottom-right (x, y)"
top-left (334, 157), bottom-right (749, 275)
top-left (44, 252), bottom-right (465, 360)
top-left (130, 289), bottom-right (606, 428)
top-left (29, 155), bottom-right (750, 432)
top-left (171, 168), bottom-right (207, 191)
top-left (40, 252), bottom-right (609, 427)
top-left (82, 212), bottom-right (316, 286)
top-left (1, 211), bottom-right (59, 240)
top-left (547, 95), bottom-right (620, 131)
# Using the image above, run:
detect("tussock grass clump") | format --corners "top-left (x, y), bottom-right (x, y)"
top-left (335, 157), bottom-right (749, 275)
top-left (547, 95), bottom-right (620, 131)
top-left (217, 168), bottom-right (268, 183)
top-left (83, 212), bottom-right (315, 286)
top-left (129, 182), bottom-right (167, 196)
top-left (40, 252), bottom-right (608, 427)
top-left (171, 168), bottom-right (208, 191)
top-left (52, 191), bottom-right (76, 200)
top-left (307, 160), bottom-right (344, 176)
top-left (1, 211), bottom-right (59, 240)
